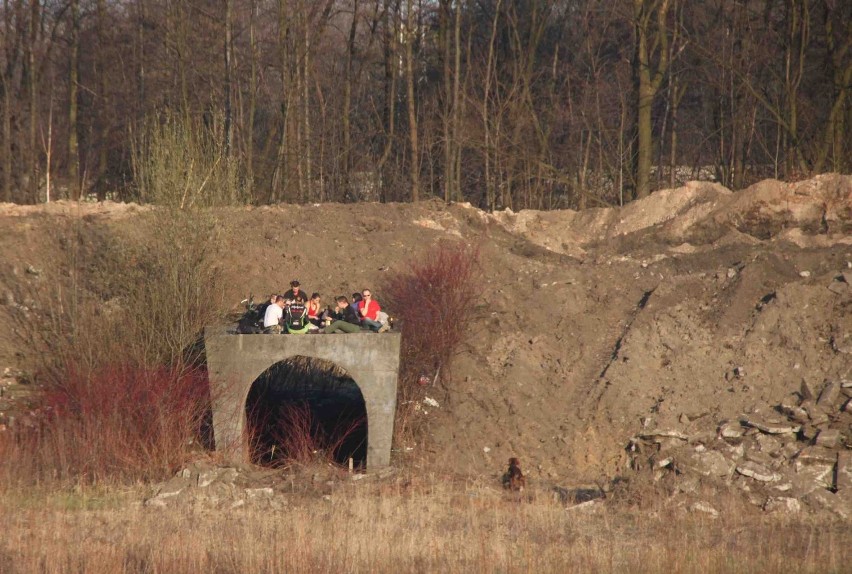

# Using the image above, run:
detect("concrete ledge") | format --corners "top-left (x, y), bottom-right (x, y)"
top-left (205, 327), bottom-right (401, 468)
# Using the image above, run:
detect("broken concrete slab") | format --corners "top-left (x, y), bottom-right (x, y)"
top-left (801, 399), bottom-right (830, 422)
top-left (800, 424), bottom-right (819, 441)
top-left (837, 451), bottom-right (852, 491)
top-left (814, 428), bottom-right (842, 448)
top-left (639, 429), bottom-right (690, 441)
top-left (800, 379), bottom-right (820, 401)
top-left (796, 446), bottom-right (839, 465)
top-left (741, 417), bottom-right (800, 435)
top-left (817, 380), bottom-right (841, 408)
top-left (719, 420), bottom-right (746, 439)
top-left (778, 403), bottom-right (809, 424)
top-left (744, 449), bottom-right (776, 468)
top-left (791, 463), bottom-right (835, 494)
top-left (683, 450), bottom-right (736, 478)
top-left (764, 497), bottom-right (801, 514)
top-left (803, 489), bottom-right (852, 520)
top-left (754, 433), bottom-right (782, 454)
top-left (736, 461), bottom-right (781, 482)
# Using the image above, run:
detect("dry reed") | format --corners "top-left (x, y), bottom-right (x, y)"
top-left (0, 478), bottom-right (848, 573)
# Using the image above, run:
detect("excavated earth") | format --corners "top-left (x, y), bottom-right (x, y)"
top-left (0, 174), bottom-right (850, 516)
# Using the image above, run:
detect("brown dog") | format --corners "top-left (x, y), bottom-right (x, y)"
top-left (502, 457), bottom-right (526, 491)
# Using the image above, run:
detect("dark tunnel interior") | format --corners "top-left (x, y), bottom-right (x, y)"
top-left (245, 357), bottom-right (368, 469)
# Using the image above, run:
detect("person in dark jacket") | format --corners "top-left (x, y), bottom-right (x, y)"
top-left (283, 280), bottom-right (308, 303)
top-left (324, 296), bottom-right (362, 334)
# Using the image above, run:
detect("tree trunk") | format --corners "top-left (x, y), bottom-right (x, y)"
top-left (302, 13), bottom-right (311, 202)
top-left (440, 0), bottom-right (453, 202)
top-left (669, 77), bottom-right (680, 189)
top-left (404, 0), bottom-right (419, 202)
top-left (1, 0), bottom-right (9, 201)
top-left (271, 0), bottom-right (293, 201)
top-left (343, 0), bottom-right (359, 198)
top-left (2, 80), bottom-right (10, 203)
top-left (377, 0), bottom-right (399, 201)
top-left (96, 0), bottom-right (109, 200)
top-left (633, 0), bottom-right (671, 199)
top-left (783, 0), bottom-right (810, 176)
top-left (246, 0), bottom-right (257, 192)
top-left (223, 0), bottom-right (233, 158)
top-left (482, 0), bottom-right (501, 211)
top-left (450, 0), bottom-right (462, 202)
top-left (137, 0), bottom-right (145, 115)
top-left (25, 0), bottom-right (40, 203)
top-left (68, 0), bottom-right (80, 199)
top-left (813, 1), bottom-right (850, 173)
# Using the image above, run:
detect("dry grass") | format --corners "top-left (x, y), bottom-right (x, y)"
top-left (0, 478), bottom-right (848, 573)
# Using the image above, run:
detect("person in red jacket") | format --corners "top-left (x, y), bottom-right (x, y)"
top-left (359, 289), bottom-right (389, 333)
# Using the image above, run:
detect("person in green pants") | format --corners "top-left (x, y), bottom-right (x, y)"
top-left (324, 296), bottom-right (363, 334)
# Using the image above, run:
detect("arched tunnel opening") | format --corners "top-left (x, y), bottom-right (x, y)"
top-left (245, 356), bottom-right (368, 469)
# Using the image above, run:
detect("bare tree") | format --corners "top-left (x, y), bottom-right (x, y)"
top-left (813, 0), bottom-right (851, 173)
top-left (633, 0), bottom-right (673, 199)
top-left (404, 0), bottom-right (419, 201)
top-left (68, 0), bottom-right (80, 198)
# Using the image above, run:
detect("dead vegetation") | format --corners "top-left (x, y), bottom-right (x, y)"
top-left (0, 476), bottom-right (849, 573)
top-left (0, 209), bottom-right (224, 487)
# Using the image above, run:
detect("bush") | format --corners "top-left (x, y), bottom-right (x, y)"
top-left (20, 210), bottom-right (223, 376)
top-left (0, 363), bottom-right (209, 485)
top-left (382, 241), bottom-right (482, 440)
top-left (131, 111), bottom-right (247, 208)
top-left (261, 403), bottom-right (365, 468)
top-left (3, 210), bottom-right (224, 486)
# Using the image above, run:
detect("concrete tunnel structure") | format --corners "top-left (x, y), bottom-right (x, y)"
top-left (204, 327), bottom-right (402, 469)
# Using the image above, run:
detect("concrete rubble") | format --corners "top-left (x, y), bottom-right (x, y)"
top-left (628, 378), bottom-right (852, 517)
top-left (144, 461), bottom-right (293, 510)
top-left (142, 459), bottom-right (389, 509)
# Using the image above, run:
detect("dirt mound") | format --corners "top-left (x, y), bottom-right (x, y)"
top-left (483, 173), bottom-right (850, 259)
top-left (0, 176), bottom-right (850, 510)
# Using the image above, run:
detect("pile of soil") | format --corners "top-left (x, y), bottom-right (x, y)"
top-left (0, 174), bottom-right (849, 493)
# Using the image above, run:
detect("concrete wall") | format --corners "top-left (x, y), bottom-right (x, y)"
top-left (204, 328), bottom-right (401, 468)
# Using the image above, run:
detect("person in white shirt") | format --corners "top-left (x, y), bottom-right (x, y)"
top-left (263, 295), bottom-right (286, 334)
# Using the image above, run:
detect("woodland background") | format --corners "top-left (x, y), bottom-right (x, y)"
top-left (0, 0), bottom-right (849, 208)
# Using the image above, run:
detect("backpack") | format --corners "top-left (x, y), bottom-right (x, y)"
top-left (285, 301), bottom-right (308, 330)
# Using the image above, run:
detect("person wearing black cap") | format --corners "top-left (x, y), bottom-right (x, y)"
top-left (283, 280), bottom-right (308, 303)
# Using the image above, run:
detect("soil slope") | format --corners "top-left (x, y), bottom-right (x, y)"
top-left (0, 174), bottom-right (849, 486)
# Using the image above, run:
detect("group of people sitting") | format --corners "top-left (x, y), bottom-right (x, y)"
top-left (261, 280), bottom-right (393, 335)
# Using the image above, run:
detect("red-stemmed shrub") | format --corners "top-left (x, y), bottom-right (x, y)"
top-left (1, 210), bottom-right (223, 488)
top-left (249, 402), bottom-right (365, 468)
top-left (0, 362), bottom-right (210, 485)
top-left (382, 241), bottom-right (482, 440)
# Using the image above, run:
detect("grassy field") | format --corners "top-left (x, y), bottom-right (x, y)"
top-left (1, 476), bottom-right (849, 574)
